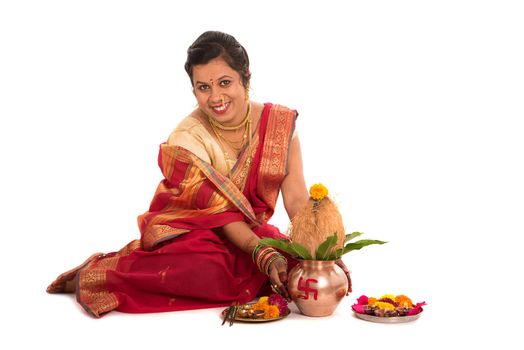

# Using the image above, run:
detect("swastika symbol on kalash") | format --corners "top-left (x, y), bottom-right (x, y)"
top-left (297, 277), bottom-right (318, 300)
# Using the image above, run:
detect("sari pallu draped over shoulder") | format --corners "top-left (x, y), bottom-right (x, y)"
top-left (47, 103), bottom-right (298, 317)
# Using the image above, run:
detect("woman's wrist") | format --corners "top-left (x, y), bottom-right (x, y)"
top-left (252, 244), bottom-right (287, 276)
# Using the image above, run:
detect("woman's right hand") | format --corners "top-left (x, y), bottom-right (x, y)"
top-left (268, 258), bottom-right (291, 301)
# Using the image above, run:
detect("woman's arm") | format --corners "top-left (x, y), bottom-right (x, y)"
top-left (280, 136), bottom-right (309, 220)
top-left (221, 221), bottom-right (259, 254)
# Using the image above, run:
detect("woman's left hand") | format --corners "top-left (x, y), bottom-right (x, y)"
top-left (268, 258), bottom-right (291, 301)
top-left (335, 258), bottom-right (352, 295)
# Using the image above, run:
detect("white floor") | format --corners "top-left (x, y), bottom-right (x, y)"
top-left (11, 283), bottom-right (439, 350)
top-left (6, 247), bottom-right (519, 350)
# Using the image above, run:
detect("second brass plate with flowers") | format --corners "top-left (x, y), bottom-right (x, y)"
top-left (352, 294), bottom-right (426, 323)
top-left (353, 310), bottom-right (422, 323)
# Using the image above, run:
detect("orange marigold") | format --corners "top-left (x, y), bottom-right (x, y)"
top-left (264, 305), bottom-right (280, 319)
top-left (253, 296), bottom-right (269, 311)
top-left (309, 183), bottom-right (328, 201)
top-left (395, 295), bottom-right (414, 308)
top-left (253, 304), bottom-right (268, 313)
top-left (367, 297), bottom-right (377, 305)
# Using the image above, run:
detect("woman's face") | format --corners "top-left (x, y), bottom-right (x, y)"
top-left (192, 57), bottom-right (248, 126)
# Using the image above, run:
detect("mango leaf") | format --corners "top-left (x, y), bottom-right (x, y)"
top-left (261, 235), bottom-right (386, 260)
top-left (341, 239), bottom-right (387, 255)
top-left (315, 232), bottom-right (339, 260)
top-left (259, 238), bottom-right (297, 257)
top-left (326, 248), bottom-right (344, 261)
top-left (326, 239), bottom-right (387, 259)
top-left (259, 238), bottom-right (312, 260)
top-left (345, 231), bottom-right (364, 243)
top-left (289, 242), bottom-right (313, 260)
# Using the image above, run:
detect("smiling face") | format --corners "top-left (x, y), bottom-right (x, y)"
top-left (192, 57), bottom-right (249, 126)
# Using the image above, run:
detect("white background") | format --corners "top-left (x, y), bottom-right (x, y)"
top-left (1, 0), bottom-right (523, 349)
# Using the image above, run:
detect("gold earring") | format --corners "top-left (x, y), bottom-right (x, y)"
top-left (245, 88), bottom-right (250, 101)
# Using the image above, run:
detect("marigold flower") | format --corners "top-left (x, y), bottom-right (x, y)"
top-left (253, 296), bottom-right (269, 311)
top-left (309, 183), bottom-right (328, 201)
top-left (380, 294), bottom-right (396, 301)
top-left (395, 295), bottom-right (414, 308)
top-left (264, 305), bottom-right (280, 319)
top-left (257, 296), bottom-right (269, 306)
top-left (253, 303), bottom-right (268, 311)
top-left (374, 301), bottom-right (395, 311)
top-left (367, 297), bottom-right (377, 305)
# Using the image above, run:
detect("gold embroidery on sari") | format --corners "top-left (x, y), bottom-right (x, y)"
top-left (257, 105), bottom-right (296, 219)
top-left (142, 225), bottom-right (190, 251)
top-left (77, 240), bottom-right (142, 317)
top-left (78, 254), bottom-right (119, 317)
top-left (227, 117), bottom-right (261, 191)
top-left (231, 138), bottom-right (258, 191)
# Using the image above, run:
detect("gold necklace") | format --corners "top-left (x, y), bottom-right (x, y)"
top-left (215, 124), bottom-right (248, 150)
top-left (208, 103), bottom-right (251, 131)
top-left (209, 103), bottom-right (252, 178)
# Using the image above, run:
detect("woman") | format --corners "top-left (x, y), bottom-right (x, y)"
top-left (47, 31), bottom-right (348, 318)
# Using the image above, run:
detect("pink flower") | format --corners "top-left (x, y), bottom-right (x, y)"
top-left (356, 295), bottom-right (368, 305)
top-left (352, 295), bottom-right (369, 314)
top-left (352, 304), bottom-right (366, 314)
top-left (407, 302), bottom-right (426, 315)
top-left (268, 293), bottom-right (289, 315)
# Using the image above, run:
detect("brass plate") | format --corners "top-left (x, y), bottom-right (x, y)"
top-left (353, 310), bottom-right (422, 323)
top-left (221, 304), bottom-right (289, 323)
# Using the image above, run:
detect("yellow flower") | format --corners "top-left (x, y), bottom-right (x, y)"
top-left (257, 296), bottom-right (269, 306)
top-left (380, 294), bottom-right (396, 301)
top-left (309, 183), bottom-right (329, 201)
top-left (374, 301), bottom-right (395, 311)
top-left (264, 305), bottom-right (280, 319)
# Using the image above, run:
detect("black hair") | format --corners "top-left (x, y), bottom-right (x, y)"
top-left (184, 31), bottom-right (251, 87)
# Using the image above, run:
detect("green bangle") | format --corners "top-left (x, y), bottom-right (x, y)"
top-left (251, 244), bottom-right (263, 263)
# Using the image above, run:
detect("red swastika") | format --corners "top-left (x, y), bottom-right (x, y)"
top-left (297, 277), bottom-right (318, 300)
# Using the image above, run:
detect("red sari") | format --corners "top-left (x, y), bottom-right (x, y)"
top-left (47, 103), bottom-right (297, 317)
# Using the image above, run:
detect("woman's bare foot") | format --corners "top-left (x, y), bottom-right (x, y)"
top-left (46, 252), bottom-right (103, 293)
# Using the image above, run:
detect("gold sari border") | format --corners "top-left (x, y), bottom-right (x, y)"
top-left (257, 105), bottom-right (297, 213)
top-left (76, 240), bottom-right (140, 318)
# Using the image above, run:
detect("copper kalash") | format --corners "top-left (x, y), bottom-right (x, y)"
top-left (287, 184), bottom-right (348, 317)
